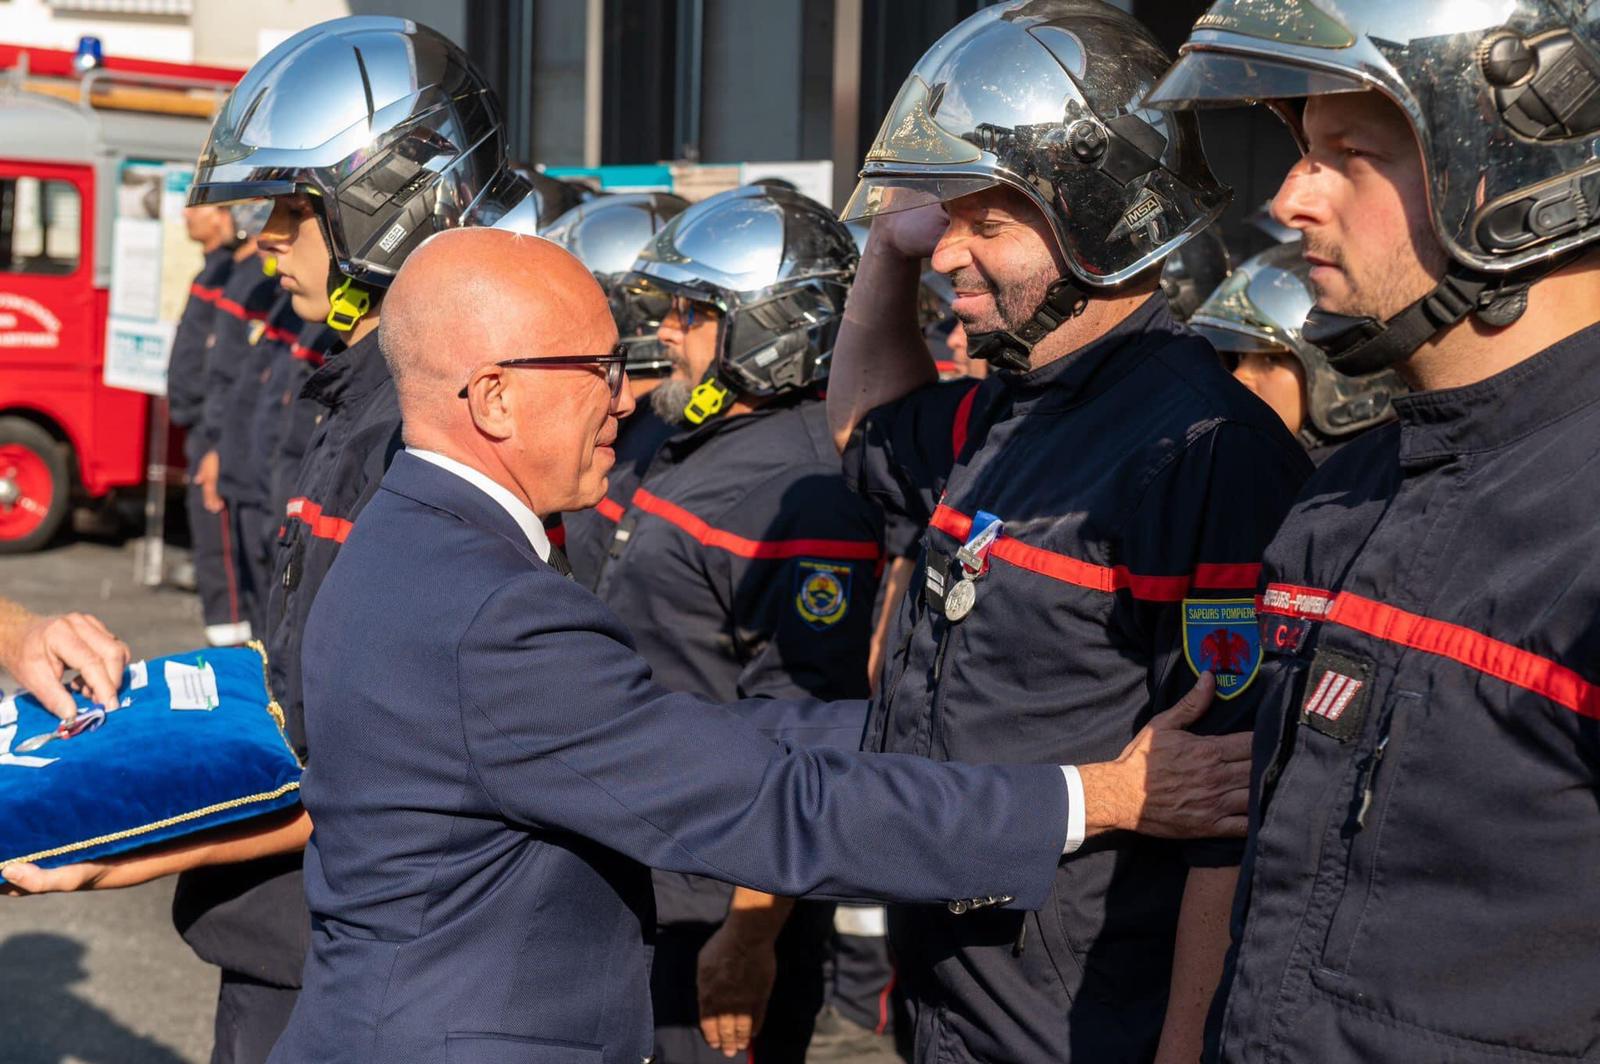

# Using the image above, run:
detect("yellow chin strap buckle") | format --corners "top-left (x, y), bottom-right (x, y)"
top-left (684, 377), bottom-right (733, 425)
top-left (260, 256), bottom-right (278, 278)
top-left (326, 277), bottom-right (372, 333)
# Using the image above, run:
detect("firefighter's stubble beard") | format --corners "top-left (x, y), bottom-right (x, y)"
top-left (950, 258), bottom-right (1056, 340)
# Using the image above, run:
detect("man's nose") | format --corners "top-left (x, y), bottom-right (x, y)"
top-left (614, 374), bottom-right (637, 417)
top-left (929, 229), bottom-right (972, 276)
top-left (1270, 156), bottom-right (1328, 234)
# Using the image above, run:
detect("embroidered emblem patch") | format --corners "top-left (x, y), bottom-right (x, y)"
top-left (1183, 598), bottom-right (1263, 700)
top-left (1299, 648), bottom-right (1374, 742)
top-left (795, 560), bottom-right (851, 630)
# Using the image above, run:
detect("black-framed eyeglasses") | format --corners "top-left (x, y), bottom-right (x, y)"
top-left (458, 346), bottom-right (629, 399)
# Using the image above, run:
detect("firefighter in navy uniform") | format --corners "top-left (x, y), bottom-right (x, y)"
top-left (208, 247), bottom-right (280, 636)
top-left (257, 306), bottom-right (340, 570)
top-left (1145, 4), bottom-right (1600, 1061)
top-left (167, 206), bottom-right (238, 643)
top-left (608, 185), bottom-right (883, 1064)
top-left (192, 235), bottom-right (276, 639)
top-left (543, 192), bottom-right (688, 587)
top-left (1189, 243), bottom-right (1404, 465)
top-left (829, 4), bottom-right (1312, 1061)
top-left (82, 18), bottom-right (527, 1063)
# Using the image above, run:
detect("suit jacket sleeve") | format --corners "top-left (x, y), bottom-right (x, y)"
top-left (455, 570), bottom-right (1068, 909)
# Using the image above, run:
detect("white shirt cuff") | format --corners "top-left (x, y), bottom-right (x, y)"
top-left (1060, 765), bottom-right (1086, 855)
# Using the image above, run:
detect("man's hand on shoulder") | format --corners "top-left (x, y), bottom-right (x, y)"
top-left (1079, 674), bottom-right (1253, 839)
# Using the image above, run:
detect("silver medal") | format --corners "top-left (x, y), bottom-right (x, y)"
top-left (944, 577), bottom-right (977, 622)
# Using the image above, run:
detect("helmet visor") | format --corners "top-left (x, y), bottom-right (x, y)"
top-left (840, 175), bottom-right (999, 224)
top-left (1191, 320), bottom-right (1288, 353)
top-left (1144, 50), bottom-right (1368, 110)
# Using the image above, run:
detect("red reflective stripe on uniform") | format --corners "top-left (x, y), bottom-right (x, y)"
top-left (929, 503), bottom-right (1259, 601)
top-left (262, 324), bottom-right (297, 345)
top-left (1194, 562), bottom-right (1264, 589)
top-left (1329, 593), bottom-right (1600, 720)
top-left (1258, 583), bottom-right (1600, 720)
top-left (290, 343), bottom-right (326, 367)
top-left (596, 497), bottom-right (625, 523)
top-left (631, 488), bottom-right (882, 561)
top-left (285, 496), bottom-right (353, 544)
top-left (876, 967), bottom-right (897, 1036)
top-left (950, 382), bottom-right (981, 460)
top-left (215, 296), bottom-right (271, 322)
top-left (191, 283), bottom-right (222, 302)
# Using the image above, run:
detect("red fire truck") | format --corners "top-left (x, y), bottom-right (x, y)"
top-left (0, 44), bottom-right (240, 553)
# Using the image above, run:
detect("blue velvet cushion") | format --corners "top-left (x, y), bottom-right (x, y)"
top-left (0, 644), bottom-right (302, 869)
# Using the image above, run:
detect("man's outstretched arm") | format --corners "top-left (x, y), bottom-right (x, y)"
top-left (826, 207), bottom-right (946, 453)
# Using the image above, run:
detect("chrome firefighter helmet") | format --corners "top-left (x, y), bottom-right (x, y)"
top-left (1145, 0), bottom-right (1600, 371)
top-left (623, 185), bottom-right (858, 425)
top-left (841, 0), bottom-right (1229, 369)
top-left (188, 16), bottom-right (526, 329)
top-left (510, 166), bottom-right (586, 231)
top-left (1160, 226), bottom-right (1233, 320)
top-left (543, 192), bottom-right (690, 378)
top-left (1191, 241), bottom-right (1403, 446)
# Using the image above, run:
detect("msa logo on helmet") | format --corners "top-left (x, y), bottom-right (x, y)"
top-left (795, 560), bottom-right (851, 630)
top-left (1121, 193), bottom-right (1166, 233)
top-left (1182, 598), bottom-right (1262, 700)
top-left (378, 223), bottom-right (410, 254)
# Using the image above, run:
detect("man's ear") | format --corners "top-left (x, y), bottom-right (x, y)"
top-left (465, 371), bottom-right (515, 442)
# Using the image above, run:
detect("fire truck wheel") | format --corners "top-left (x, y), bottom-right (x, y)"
top-left (0, 417), bottom-right (71, 554)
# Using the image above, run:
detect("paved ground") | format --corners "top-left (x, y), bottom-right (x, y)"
top-left (0, 533), bottom-right (217, 1064)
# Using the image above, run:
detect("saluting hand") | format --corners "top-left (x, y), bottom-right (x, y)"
top-left (1079, 674), bottom-right (1254, 840)
top-left (862, 201), bottom-right (948, 263)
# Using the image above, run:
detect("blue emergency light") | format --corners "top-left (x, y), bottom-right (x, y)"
top-left (72, 36), bottom-right (104, 75)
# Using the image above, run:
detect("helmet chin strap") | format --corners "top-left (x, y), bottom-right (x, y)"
top-left (965, 278), bottom-right (1090, 374)
top-left (1303, 255), bottom-right (1575, 375)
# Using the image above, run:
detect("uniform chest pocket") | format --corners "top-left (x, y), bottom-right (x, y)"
top-left (1316, 685), bottom-right (1427, 975)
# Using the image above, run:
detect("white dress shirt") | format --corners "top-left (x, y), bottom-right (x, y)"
top-left (408, 451), bottom-right (1086, 852)
top-left (407, 448), bottom-right (551, 562)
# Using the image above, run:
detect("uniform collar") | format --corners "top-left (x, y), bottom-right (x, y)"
top-left (302, 330), bottom-right (391, 411)
top-left (1393, 319), bottom-right (1600, 466)
top-left (661, 390), bottom-right (812, 456)
top-left (405, 449), bottom-right (551, 560)
top-left (995, 293), bottom-right (1175, 410)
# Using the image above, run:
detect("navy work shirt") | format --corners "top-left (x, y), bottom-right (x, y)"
top-left (565, 403), bottom-right (673, 590)
top-left (592, 397), bottom-right (883, 926)
top-left (169, 247), bottom-right (234, 460)
top-left (847, 295), bottom-right (1310, 1063)
top-left (1212, 321), bottom-right (1600, 1064)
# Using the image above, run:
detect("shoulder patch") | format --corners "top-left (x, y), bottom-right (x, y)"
top-left (1182, 598), bottom-right (1263, 700)
top-left (795, 560), bottom-right (852, 630)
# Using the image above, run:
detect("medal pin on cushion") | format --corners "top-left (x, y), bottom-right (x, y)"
top-left (10, 658), bottom-right (138, 752)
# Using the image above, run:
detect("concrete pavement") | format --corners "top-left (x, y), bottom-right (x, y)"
top-left (0, 535), bottom-right (217, 1064)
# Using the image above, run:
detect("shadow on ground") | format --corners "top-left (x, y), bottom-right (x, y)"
top-left (0, 932), bottom-right (190, 1064)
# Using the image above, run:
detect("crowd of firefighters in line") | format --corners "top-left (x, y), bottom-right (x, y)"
top-left (6, 1), bottom-right (1600, 1063)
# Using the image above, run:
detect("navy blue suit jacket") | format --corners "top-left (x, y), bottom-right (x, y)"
top-left (269, 453), bottom-right (1067, 1064)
